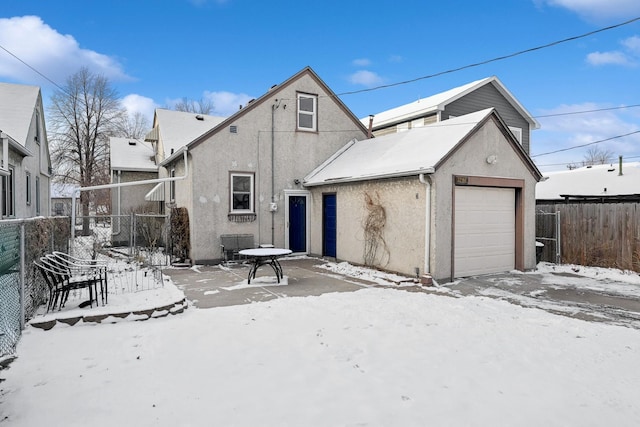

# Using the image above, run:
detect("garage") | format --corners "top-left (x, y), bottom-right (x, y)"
top-left (454, 186), bottom-right (516, 277)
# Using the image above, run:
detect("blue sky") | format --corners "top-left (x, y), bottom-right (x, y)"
top-left (1, 0), bottom-right (640, 171)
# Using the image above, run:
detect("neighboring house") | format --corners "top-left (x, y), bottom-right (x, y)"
top-left (50, 182), bottom-right (79, 216)
top-left (157, 67), bottom-right (369, 263)
top-left (305, 108), bottom-right (542, 282)
top-left (110, 137), bottom-right (160, 215)
top-left (536, 162), bottom-right (640, 202)
top-left (0, 82), bottom-right (51, 219)
top-left (362, 76), bottom-right (539, 154)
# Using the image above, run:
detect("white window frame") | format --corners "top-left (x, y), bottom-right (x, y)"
top-left (169, 168), bottom-right (176, 202)
top-left (2, 166), bottom-right (15, 218)
top-left (26, 171), bottom-right (31, 205)
top-left (509, 126), bottom-right (523, 144)
top-left (297, 93), bottom-right (317, 132)
top-left (230, 172), bottom-right (254, 213)
top-left (35, 175), bottom-right (40, 215)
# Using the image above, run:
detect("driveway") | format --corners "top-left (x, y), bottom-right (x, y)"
top-left (163, 257), bottom-right (640, 329)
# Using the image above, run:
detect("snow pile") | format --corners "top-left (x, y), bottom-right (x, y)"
top-left (3, 287), bottom-right (639, 426)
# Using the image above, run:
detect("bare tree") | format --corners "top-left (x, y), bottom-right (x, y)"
top-left (173, 97), bottom-right (214, 115)
top-left (582, 146), bottom-right (613, 166)
top-left (116, 111), bottom-right (150, 139)
top-left (48, 67), bottom-right (125, 235)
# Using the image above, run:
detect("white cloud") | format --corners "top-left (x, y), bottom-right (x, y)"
top-left (352, 58), bottom-right (371, 67)
top-left (532, 103), bottom-right (640, 170)
top-left (121, 94), bottom-right (157, 123)
top-left (585, 35), bottom-right (640, 67)
top-left (204, 91), bottom-right (253, 116)
top-left (0, 16), bottom-right (131, 87)
top-left (586, 51), bottom-right (633, 66)
top-left (348, 70), bottom-right (383, 87)
top-left (388, 55), bottom-right (404, 63)
top-left (537, 0), bottom-right (640, 21)
top-left (621, 35), bottom-right (640, 55)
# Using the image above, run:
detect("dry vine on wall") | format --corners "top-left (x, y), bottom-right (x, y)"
top-left (362, 191), bottom-right (390, 267)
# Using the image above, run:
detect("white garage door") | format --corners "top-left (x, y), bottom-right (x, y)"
top-left (454, 186), bottom-right (515, 277)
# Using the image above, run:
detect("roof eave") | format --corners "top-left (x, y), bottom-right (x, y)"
top-left (304, 167), bottom-right (435, 187)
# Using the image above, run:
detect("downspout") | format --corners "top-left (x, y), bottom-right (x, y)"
top-left (271, 99), bottom-right (282, 244)
top-left (71, 149), bottom-right (189, 252)
top-left (419, 173), bottom-right (432, 283)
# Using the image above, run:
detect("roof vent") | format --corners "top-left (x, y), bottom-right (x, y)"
top-left (230, 125), bottom-right (238, 134)
top-left (269, 84), bottom-right (278, 91)
top-left (607, 167), bottom-right (615, 172)
top-left (195, 115), bottom-right (204, 121)
top-left (128, 140), bottom-right (137, 146)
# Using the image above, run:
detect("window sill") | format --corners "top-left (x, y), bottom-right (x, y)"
top-left (228, 213), bottom-right (256, 223)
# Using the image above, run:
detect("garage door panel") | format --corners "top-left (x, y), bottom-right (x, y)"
top-left (454, 186), bottom-right (515, 277)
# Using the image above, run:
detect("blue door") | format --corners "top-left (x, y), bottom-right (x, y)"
top-left (289, 195), bottom-right (306, 253)
top-left (323, 194), bottom-right (337, 257)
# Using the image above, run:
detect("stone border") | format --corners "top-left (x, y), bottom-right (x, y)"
top-left (29, 298), bottom-right (189, 331)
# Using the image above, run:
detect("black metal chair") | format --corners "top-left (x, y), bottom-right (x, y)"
top-left (51, 251), bottom-right (108, 304)
top-left (34, 260), bottom-right (66, 312)
top-left (41, 255), bottom-right (100, 310)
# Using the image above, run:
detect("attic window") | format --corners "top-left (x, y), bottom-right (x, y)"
top-left (508, 126), bottom-right (523, 143)
top-left (195, 115), bottom-right (204, 121)
top-left (230, 125), bottom-right (238, 134)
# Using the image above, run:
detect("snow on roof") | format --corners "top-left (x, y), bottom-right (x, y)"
top-left (305, 108), bottom-right (494, 186)
top-left (0, 82), bottom-right (40, 146)
top-left (362, 76), bottom-right (539, 130)
top-left (154, 109), bottom-right (226, 157)
top-left (536, 162), bottom-right (640, 200)
top-left (110, 137), bottom-right (157, 172)
top-left (50, 182), bottom-right (79, 198)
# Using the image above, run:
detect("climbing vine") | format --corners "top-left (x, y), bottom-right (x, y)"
top-left (362, 191), bottom-right (389, 267)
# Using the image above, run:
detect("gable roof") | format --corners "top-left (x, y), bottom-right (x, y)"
top-left (149, 109), bottom-right (226, 160)
top-left (160, 67), bottom-right (370, 166)
top-left (536, 162), bottom-right (640, 200)
top-left (0, 82), bottom-right (40, 147)
top-left (110, 137), bottom-right (157, 172)
top-left (362, 76), bottom-right (540, 131)
top-left (306, 108), bottom-right (531, 186)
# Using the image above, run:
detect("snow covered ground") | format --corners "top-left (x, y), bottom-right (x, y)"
top-left (1, 264), bottom-right (640, 426)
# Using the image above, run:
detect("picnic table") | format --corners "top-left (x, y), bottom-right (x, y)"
top-left (238, 248), bottom-right (292, 284)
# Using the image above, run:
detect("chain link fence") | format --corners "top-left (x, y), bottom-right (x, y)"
top-left (1, 213), bottom-right (173, 359)
top-left (0, 217), bottom-right (69, 358)
top-left (72, 214), bottom-right (170, 267)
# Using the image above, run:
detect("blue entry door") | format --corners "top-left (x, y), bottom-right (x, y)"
top-left (323, 194), bottom-right (337, 257)
top-left (289, 195), bottom-right (307, 253)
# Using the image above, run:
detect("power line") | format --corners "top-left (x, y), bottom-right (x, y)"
top-left (336, 16), bottom-right (640, 97)
top-left (531, 130), bottom-right (640, 157)
top-left (0, 44), bottom-right (66, 92)
top-left (534, 104), bottom-right (640, 118)
top-left (535, 154), bottom-right (640, 167)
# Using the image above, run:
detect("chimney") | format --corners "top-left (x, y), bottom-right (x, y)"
top-left (619, 155), bottom-right (623, 176)
top-left (367, 115), bottom-right (375, 139)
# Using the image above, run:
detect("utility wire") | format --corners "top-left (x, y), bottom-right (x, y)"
top-left (534, 104), bottom-right (640, 118)
top-left (0, 44), bottom-right (66, 92)
top-left (532, 130), bottom-right (640, 157)
top-left (336, 16), bottom-right (640, 97)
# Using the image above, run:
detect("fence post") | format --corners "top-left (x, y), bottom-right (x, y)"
top-left (129, 213), bottom-right (135, 256)
top-left (19, 221), bottom-right (25, 329)
top-left (555, 210), bottom-right (561, 264)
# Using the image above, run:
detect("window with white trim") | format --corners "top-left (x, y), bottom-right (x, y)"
top-left (230, 173), bottom-right (254, 213)
top-left (170, 168), bottom-right (176, 202)
top-left (297, 93), bottom-right (317, 131)
top-left (26, 172), bottom-right (31, 205)
top-left (509, 126), bottom-right (523, 144)
top-left (35, 176), bottom-right (40, 215)
top-left (2, 166), bottom-right (14, 217)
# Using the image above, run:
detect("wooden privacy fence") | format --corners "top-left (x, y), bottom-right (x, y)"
top-left (537, 202), bottom-right (640, 272)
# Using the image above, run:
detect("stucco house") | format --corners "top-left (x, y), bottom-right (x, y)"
top-left (363, 76), bottom-right (540, 155)
top-left (0, 82), bottom-right (51, 219)
top-left (305, 108), bottom-right (542, 282)
top-left (152, 67), bottom-right (369, 262)
top-left (110, 137), bottom-right (160, 215)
